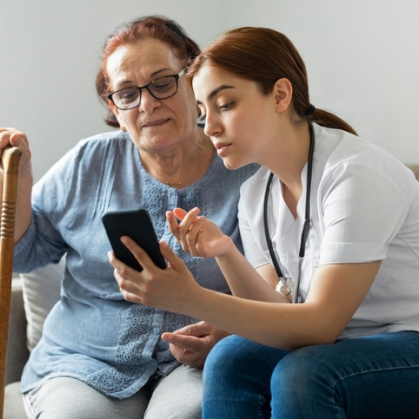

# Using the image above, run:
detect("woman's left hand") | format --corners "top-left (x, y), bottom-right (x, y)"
top-left (166, 207), bottom-right (233, 258)
top-left (162, 322), bottom-right (230, 369)
top-left (110, 237), bottom-right (201, 313)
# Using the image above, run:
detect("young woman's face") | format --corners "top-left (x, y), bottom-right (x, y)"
top-left (192, 65), bottom-right (278, 169)
top-left (106, 38), bottom-right (198, 153)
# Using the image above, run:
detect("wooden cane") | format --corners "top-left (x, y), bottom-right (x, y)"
top-left (0, 146), bottom-right (22, 418)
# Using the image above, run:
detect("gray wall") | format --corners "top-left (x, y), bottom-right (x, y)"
top-left (1, 0), bottom-right (419, 182)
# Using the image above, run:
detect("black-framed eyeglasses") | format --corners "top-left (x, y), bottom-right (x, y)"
top-left (107, 68), bottom-right (187, 110)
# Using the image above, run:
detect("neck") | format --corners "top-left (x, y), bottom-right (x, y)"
top-left (140, 131), bottom-right (215, 189)
top-left (265, 123), bottom-right (311, 189)
top-left (264, 123), bottom-right (312, 218)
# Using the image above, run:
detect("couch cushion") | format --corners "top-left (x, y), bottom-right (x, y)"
top-left (6, 280), bottom-right (30, 384)
top-left (20, 258), bottom-right (65, 352)
top-left (406, 164), bottom-right (419, 181)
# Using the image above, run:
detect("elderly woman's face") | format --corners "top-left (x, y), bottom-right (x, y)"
top-left (107, 38), bottom-right (198, 152)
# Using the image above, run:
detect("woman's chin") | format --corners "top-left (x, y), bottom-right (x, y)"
top-left (221, 158), bottom-right (247, 171)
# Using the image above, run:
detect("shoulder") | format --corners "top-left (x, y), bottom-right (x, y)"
top-left (314, 124), bottom-right (416, 194)
top-left (74, 130), bottom-right (134, 157)
top-left (314, 123), bottom-right (401, 171)
top-left (35, 130), bottom-right (135, 187)
top-left (61, 130), bottom-right (136, 172)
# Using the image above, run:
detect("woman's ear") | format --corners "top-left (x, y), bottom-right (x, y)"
top-left (273, 78), bottom-right (293, 113)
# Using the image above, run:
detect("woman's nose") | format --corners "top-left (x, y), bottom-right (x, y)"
top-left (203, 113), bottom-right (221, 137)
top-left (138, 90), bottom-right (161, 113)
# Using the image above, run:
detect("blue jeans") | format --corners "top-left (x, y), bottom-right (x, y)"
top-left (203, 331), bottom-right (419, 418)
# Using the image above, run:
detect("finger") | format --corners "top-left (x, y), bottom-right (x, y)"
top-left (167, 321), bottom-right (209, 337)
top-left (0, 129), bottom-right (31, 169)
top-left (169, 345), bottom-right (203, 368)
top-left (176, 207), bottom-right (201, 253)
top-left (107, 250), bottom-right (140, 279)
top-left (161, 332), bottom-right (205, 351)
top-left (112, 266), bottom-right (144, 304)
top-left (119, 288), bottom-right (144, 305)
top-left (121, 236), bottom-right (163, 272)
top-left (167, 208), bottom-right (200, 250)
top-left (108, 250), bottom-right (149, 299)
top-left (158, 240), bottom-right (187, 273)
top-left (196, 228), bottom-right (211, 255)
top-left (0, 129), bottom-right (14, 151)
top-left (173, 207), bottom-right (188, 221)
top-left (166, 211), bottom-right (181, 243)
top-left (185, 216), bottom-right (207, 255)
top-left (0, 129), bottom-right (27, 149)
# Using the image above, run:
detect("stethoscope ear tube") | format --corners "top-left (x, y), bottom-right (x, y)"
top-left (263, 124), bottom-right (315, 303)
top-left (263, 171), bottom-right (283, 278)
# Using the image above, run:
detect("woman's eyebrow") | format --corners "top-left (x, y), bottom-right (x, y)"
top-left (196, 84), bottom-right (234, 104)
top-left (115, 68), bottom-right (174, 88)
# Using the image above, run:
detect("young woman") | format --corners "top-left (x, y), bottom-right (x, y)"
top-left (112, 27), bottom-right (419, 418)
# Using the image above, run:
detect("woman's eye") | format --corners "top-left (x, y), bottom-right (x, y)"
top-left (121, 91), bottom-right (136, 99)
top-left (219, 102), bottom-right (233, 110)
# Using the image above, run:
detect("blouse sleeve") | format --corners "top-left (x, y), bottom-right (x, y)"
top-left (319, 160), bottom-right (411, 264)
top-left (13, 145), bottom-right (78, 272)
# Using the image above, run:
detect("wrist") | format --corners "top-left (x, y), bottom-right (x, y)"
top-left (216, 236), bottom-right (236, 261)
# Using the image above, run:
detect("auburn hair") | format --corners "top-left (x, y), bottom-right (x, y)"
top-left (188, 27), bottom-right (356, 135)
top-left (96, 16), bottom-right (200, 128)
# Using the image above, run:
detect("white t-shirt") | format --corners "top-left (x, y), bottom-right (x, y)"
top-left (238, 123), bottom-right (419, 339)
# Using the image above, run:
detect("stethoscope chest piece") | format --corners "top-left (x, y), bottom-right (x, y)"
top-left (279, 277), bottom-right (295, 303)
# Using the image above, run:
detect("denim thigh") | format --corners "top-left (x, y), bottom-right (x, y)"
top-left (203, 332), bottom-right (419, 419)
top-left (271, 331), bottom-right (419, 419)
top-left (203, 334), bottom-right (290, 419)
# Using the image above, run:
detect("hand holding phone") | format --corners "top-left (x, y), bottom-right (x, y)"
top-left (102, 208), bottom-right (166, 271)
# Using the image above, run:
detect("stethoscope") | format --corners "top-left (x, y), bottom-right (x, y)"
top-left (263, 124), bottom-right (315, 303)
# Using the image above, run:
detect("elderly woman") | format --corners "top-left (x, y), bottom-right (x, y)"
top-left (0, 16), bottom-right (257, 419)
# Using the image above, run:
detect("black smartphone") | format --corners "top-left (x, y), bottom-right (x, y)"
top-left (102, 208), bottom-right (166, 272)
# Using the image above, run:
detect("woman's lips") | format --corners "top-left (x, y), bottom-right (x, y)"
top-left (214, 142), bottom-right (232, 156)
top-left (142, 118), bottom-right (170, 128)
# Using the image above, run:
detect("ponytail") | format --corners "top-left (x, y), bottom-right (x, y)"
top-left (309, 108), bottom-right (357, 136)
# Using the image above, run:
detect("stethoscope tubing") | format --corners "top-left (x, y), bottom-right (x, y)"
top-left (263, 124), bottom-right (315, 303)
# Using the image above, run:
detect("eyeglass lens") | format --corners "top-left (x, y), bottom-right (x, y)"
top-left (112, 75), bottom-right (178, 110)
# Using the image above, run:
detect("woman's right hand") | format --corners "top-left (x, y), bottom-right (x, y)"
top-left (0, 127), bottom-right (32, 176)
top-left (0, 128), bottom-right (33, 243)
top-left (166, 207), bottom-right (233, 259)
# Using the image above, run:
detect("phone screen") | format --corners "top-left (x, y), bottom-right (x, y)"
top-left (102, 208), bottom-right (166, 271)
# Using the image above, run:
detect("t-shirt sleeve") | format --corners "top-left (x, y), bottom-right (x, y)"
top-left (319, 161), bottom-right (410, 264)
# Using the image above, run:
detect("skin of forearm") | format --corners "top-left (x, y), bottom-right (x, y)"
top-left (181, 286), bottom-right (339, 350)
top-left (216, 245), bottom-right (288, 303)
top-left (177, 261), bottom-right (380, 349)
